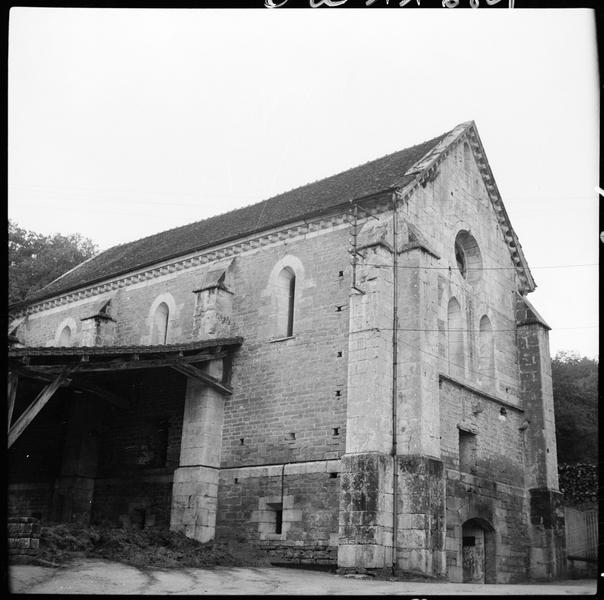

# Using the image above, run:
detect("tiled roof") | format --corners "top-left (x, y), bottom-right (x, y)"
top-left (16, 129), bottom-right (451, 307)
top-left (8, 337), bottom-right (244, 360)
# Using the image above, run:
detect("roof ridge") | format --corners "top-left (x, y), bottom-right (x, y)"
top-left (94, 132), bottom-right (454, 256)
top-left (14, 125), bottom-right (458, 308)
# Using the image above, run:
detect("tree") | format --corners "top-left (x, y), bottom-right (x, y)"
top-left (551, 351), bottom-right (598, 465)
top-left (8, 220), bottom-right (98, 305)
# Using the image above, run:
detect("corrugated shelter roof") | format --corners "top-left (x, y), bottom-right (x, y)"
top-left (15, 129), bottom-right (451, 307)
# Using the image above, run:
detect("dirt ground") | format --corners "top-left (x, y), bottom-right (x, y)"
top-left (8, 559), bottom-right (598, 595)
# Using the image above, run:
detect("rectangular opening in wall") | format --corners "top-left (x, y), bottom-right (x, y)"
top-left (267, 502), bottom-right (283, 535)
top-left (459, 429), bottom-right (477, 473)
top-left (131, 508), bottom-right (146, 530)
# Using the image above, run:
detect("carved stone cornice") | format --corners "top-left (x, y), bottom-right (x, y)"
top-left (15, 207), bottom-right (388, 318)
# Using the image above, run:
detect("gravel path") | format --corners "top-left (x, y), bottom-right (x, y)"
top-left (8, 559), bottom-right (598, 595)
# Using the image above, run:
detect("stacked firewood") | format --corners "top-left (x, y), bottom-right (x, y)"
top-left (558, 463), bottom-right (598, 506)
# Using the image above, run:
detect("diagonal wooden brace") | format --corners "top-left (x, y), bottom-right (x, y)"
top-left (8, 368), bottom-right (73, 448)
top-left (170, 360), bottom-right (233, 396)
top-left (7, 371), bottom-right (18, 433)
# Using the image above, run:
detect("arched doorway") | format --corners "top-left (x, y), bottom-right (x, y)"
top-left (461, 518), bottom-right (496, 583)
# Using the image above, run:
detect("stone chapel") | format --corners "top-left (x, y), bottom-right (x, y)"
top-left (8, 121), bottom-right (565, 582)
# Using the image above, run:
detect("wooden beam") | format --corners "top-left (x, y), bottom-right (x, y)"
top-left (7, 371), bottom-right (18, 432)
top-left (8, 369), bottom-right (72, 448)
top-left (170, 362), bottom-right (233, 395)
top-left (10, 366), bottom-right (127, 410)
top-left (15, 350), bottom-right (230, 375)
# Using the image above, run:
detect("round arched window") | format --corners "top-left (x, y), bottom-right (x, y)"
top-left (454, 231), bottom-right (482, 284)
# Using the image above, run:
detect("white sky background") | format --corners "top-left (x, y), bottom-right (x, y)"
top-left (8, 7), bottom-right (599, 358)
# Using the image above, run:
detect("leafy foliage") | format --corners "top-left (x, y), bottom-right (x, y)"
top-left (551, 351), bottom-right (598, 465)
top-left (8, 220), bottom-right (97, 305)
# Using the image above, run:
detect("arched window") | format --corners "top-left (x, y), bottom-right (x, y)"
top-left (478, 315), bottom-right (495, 387)
top-left (448, 297), bottom-right (464, 379)
top-left (454, 231), bottom-right (482, 285)
top-left (151, 302), bottom-right (170, 344)
top-left (58, 325), bottom-right (72, 347)
top-left (276, 267), bottom-right (296, 338)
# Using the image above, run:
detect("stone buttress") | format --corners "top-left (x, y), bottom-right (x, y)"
top-left (516, 295), bottom-right (566, 580)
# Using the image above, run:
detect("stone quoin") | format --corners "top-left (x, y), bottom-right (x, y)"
top-left (8, 121), bottom-right (564, 582)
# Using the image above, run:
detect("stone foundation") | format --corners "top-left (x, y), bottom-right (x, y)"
top-left (217, 461), bottom-right (341, 566)
top-left (395, 455), bottom-right (446, 578)
top-left (8, 517), bottom-right (40, 561)
top-left (338, 453), bottom-right (394, 571)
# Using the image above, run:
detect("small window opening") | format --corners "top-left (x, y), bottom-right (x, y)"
top-left (335, 390), bottom-right (341, 397)
top-left (131, 508), bottom-right (146, 530)
top-left (267, 502), bottom-right (283, 535)
top-left (332, 427), bottom-right (340, 436)
top-left (499, 407), bottom-right (507, 419)
top-left (286, 432), bottom-right (296, 440)
top-left (274, 508), bottom-right (283, 534)
top-left (338, 270), bottom-right (344, 277)
top-left (234, 478), bottom-right (239, 484)
top-left (275, 267), bottom-right (296, 338)
top-left (240, 438), bottom-right (245, 445)
top-left (337, 351), bottom-right (342, 357)
top-left (329, 472), bottom-right (338, 479)
top-left (336, 306), bottom-right (343, 312)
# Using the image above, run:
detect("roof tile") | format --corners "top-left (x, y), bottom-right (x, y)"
top-left (19, 129), bottom-right (451, 306)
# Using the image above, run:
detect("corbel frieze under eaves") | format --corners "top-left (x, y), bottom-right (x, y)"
top-left (17, 203), bottom-right (392, 317)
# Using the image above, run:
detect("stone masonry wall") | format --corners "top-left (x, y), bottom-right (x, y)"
top-left (13, 222), bottom-right (352, 552)
top-left (440, 377), bottom-right (529, 583)
top-left (8, 517), bottom-right (41, 562)
top-left (17, 225), bottom-right (351, 470)
top-left (216, 461), bottom-right (341, 565)
top-left (222, 228), bottom-right (350, 467)
top-left (401, 139), bottom-right (522, 412)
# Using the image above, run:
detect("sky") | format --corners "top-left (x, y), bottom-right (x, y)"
top-left (8, 7), bottom-right (599, 358)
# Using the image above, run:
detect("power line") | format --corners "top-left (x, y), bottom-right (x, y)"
top-left (360, 262), bottom-right (598, 270)
top-left (349, 325), bottom-right (598, 388)
top-left (350, 326), bottom-right (597, 333)
top-left (350, 326), bottom-right (502, 385)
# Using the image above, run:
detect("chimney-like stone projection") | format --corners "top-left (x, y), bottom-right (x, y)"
top-left (80, 298), bottom-right (116, 346)
top-left (192, 259), bottom-right (235, 340)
